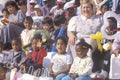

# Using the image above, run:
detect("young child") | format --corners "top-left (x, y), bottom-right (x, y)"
top-left (20, 16), bottom-right (35, 53)
top-left (62, 39), bottom-right (93, 80)
top-left (49, 0), bottom-right (65, 17)
top-left (0, 41), bottom-right (8, 65)
top-left (21, 33), bottom-right (47, 72)
top-left (5, 38), bottom-right (26, 80)
top-left (51, 14), bottom-right (67, 52)
top-left (41, 16), bottom-right (55, 52)
top-left (32, 4), bottom-right (44, 29)
top-left (48, 37), bottom-right (73, 80)
top-left (0, 8), bottom-right (9, 27)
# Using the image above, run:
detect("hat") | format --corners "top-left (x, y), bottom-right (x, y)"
top-left (64, 1), bottom-right (74, 10)
top-left (34, 4), bottom-right (40, 8)
top-left (56, 0), bottom-right (66, 4)
top-left (30, 0), bottom-right (37, 4)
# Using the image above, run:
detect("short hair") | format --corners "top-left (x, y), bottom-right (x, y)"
top-left (23, 16), bottom-right (33, 24)
top-left (32, 33), bottom-right (42, 41)
top-left (54, 14), bottom-right (66, 26)
top-left (42, 16), bottom-right (53, 26)
top-left (11, 37), bottom-right (22, 46)
top-left (76, 39), bottom-right (92, 50)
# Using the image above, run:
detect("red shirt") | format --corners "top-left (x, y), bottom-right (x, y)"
top-left (27, 47), bottom-right (47, 65)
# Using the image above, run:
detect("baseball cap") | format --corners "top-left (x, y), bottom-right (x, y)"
top-left (34, 4), bottom-right (40, 9)
top-left (30, 0), bottom-right (37, 4)
top-left (64, 1), bottom-right (75, 10)
top-left (56, 0), bottom-right (66, 4)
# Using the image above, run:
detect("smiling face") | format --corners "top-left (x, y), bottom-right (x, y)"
top-left (81, 2), bottom-right (93, 18)
top-left (7, 5), bottom-right (16, 14)
top-left (56, 39), bottom-right (66, 54)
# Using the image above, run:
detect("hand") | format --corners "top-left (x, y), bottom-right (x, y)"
top-left (53, 72), bottom-right (60, 77)
top-left (48, 69), bottom-right (54, 76)
top-left (69, 73), bottom-right (78, 78)
top-left (68, 36), bottom-right (75, 45)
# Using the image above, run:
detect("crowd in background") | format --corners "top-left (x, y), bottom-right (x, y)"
top-left (0, 0), bottom-right (120, 80)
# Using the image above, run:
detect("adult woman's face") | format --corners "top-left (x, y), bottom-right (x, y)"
top-left (81, 3), bottom-right (93, 18)
top-left (7, 5), bottom-right (16, 14)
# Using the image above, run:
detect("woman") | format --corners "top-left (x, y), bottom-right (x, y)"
top-left (67, 0), bottom-right (103, 58)
top-left (0, 1), bottom-right (26, 48)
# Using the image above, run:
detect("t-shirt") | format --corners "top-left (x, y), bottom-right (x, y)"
top-left (51, 52), bottom-right (73, 72)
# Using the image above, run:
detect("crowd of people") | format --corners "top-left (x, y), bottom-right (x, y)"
top-left (0, 0), bottom-right (120, 80)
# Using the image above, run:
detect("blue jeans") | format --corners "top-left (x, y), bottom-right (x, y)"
top-left (55, 73), bottom-right (67, 80)
top-left (62, 75), bottom-right (91, 80)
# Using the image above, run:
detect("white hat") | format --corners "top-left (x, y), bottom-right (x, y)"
top-left (57, 0), bottom-right (66, 3)
top-left (34, 4), bottom-right (40, 8)
top-left (30, 0), bottom-right (37, 4)
top-left (64, 1), bottom-right (74, 10)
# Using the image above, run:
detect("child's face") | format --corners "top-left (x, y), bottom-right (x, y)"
top-left (56, 39), bottom-right (66, 54)
top-left (43, 24), bottom-right (51, 31)
top-left (23, 20), bottom-right (32, 30)
top-left (12, 40), bottom-right (21, 51)
top-left (34, 8), bottom-right (41, 16)
top-left (75, 45), bottom-right (88, 58)
top-left (31, 39), bottom-right (38, 50)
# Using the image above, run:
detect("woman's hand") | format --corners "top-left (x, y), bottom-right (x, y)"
top-left (69, 73), bottom-right (78, 78)
top-left (68, 36), bottom-right (75, 45)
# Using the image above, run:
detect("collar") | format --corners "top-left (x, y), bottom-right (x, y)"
top-left (81, 14), bottom-right (95, 21)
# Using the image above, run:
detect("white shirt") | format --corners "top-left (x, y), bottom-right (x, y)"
top-left (51, 52), bottom-right (73, 73)
top-left (69, 56), bottom-right (93, 76)
top-left (21, 29), bottom-right (35, 46)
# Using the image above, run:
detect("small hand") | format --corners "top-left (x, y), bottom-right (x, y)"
top-left (69, 73), bottom-right (78, 78)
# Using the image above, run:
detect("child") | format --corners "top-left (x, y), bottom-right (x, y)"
top-left (21, 33), bottom-right (47, 72)
top-left (5, 38), bottom-right (26, 80)
top-left (32, 4), bottom-right (44, 29)
top-left (20, 16), bottom-right (35, 52)
top-left (62, 39), bottom-right (93, 80)
top-left (51, 14), bottom-right (67, 52)
top-left (41, 16), bottom-right (55, 52)
top-left (0, 41), bottom-right (8, 65)
top-left (48, 37), bottom-right (73, 80)
top-left (49, 0), bottom-right (65, 17)
top-left (0, 8), bottom-right (9, 27)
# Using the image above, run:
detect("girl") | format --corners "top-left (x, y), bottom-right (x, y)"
top-left (21, 33), bottom-right (47, 72)
top-left (20, 16), bottom-right (35, 53)
top-left (62, 39), bottom-right (93, 80)
top-left (48, 37), bottom-right (73, 80)
top-left (5, 38), bottom-right (26, 80)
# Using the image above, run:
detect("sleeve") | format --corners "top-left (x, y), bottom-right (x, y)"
top-left (17, 10), bottom-right (26, 24)
top-left (112, 36), bottom-right (120, 51)
top-left (69, 58), bottom-right (77, 73)
top-left (77, 58), bottom-right (93, 76)
top-left (66, 54), bottom-right (73, 65)
top-left (67, 16), bottom-right (77, 32)
top-left (18, 51), bottom-right (26, 66)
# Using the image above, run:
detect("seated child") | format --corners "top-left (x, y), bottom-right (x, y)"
top-left (5, 38), bottom-right (26, 80)
top-left (62, 39), bottom-right (93, 80)
top-left (21, 33), bottom-right (47, 72)
top-left (48, 37), bottom-right (73, 80)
